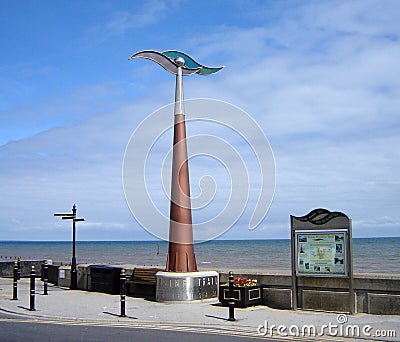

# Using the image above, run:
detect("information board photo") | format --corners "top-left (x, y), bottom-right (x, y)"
top-left (296, 232), bottom-right (348, 276)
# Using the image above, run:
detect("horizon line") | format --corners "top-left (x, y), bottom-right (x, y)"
top-left (0, 236), bottom-right (399, 243)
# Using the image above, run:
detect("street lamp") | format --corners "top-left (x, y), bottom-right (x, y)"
top-left (54, 204), bottom-right (85, 290)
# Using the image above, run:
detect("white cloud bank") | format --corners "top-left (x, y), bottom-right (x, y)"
top-left (0, 0), bottom-right (399, 240)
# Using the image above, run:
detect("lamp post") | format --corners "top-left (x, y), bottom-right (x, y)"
top-left (54, 204), bottom-right (85, 290)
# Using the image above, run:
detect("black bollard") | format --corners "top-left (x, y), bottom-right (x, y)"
top-left (43, 261), bottom-right (48, 295)
top-left (29, 266), bottom-right (36, 311)
top-left (228, 271), bottom-right (235, 321)
top-left (120, 269), bottom-right (126, 317)
top-left (12, 261), bottom-right (18, 300)
top-left (17, 257), bottom-right (21, 280)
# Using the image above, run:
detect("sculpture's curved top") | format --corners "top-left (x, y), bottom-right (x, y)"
top-left (129, 50), bottom-right (223, 76)
top-left (162, 50), bottom-right (223, 75)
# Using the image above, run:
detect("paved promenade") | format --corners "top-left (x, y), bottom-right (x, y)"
top-left (0, 277), bottom-right (399, 341)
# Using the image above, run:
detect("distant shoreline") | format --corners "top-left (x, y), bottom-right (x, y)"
top-left (1, 236), bottom-right (399, 243)
top-left (1, 238), bottom-right (399, 274)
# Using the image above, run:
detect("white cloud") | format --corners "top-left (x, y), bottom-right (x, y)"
top-left (85, 0), bottom-right (180, 44)
top-left (1, 0), bottom-right (399, 240)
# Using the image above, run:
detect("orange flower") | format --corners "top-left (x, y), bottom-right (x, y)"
top-left (233, 277), bottom-right (258, 287)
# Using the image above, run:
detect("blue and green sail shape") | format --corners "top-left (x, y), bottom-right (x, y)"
top-left (162, 50), bottom-right (223, 75)
top-left (129, 50), bottom-right (223, 76)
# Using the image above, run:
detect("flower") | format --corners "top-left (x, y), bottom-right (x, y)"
top-left (233, 277), bottom-right (258, 287)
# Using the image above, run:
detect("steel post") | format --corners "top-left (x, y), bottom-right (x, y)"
top-left (17, 257), bottom-right (21, 280)
top-left (30, 266), bottom-right (36, 311)
top-left (228, 271), bottom-right (235, 321)
top-left (43, 261), bottom-right (48, 295)
top-left (71, 204), bottom-right (77, 290)
top-left (120, 269), bottom-right (126, 317)
top-left (12, 260), bottom-right (18, 300)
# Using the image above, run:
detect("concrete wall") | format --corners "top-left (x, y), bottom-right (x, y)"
top-left (78, 264), bottom-right (89, 290)
top-left (32, 263), bottom-right (133, 291)
top-left (3, 261), bottom-right (398, 315)
top-left (219, 271), bottom-right (400, 315)
top-left (0, 260), bottom-right (47, 277)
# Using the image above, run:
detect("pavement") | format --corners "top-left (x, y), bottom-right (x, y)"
top-left (0, 277), bottom-right (399, 341)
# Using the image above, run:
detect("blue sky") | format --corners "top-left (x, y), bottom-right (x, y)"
top-left (1, 0), bottom-right (399, 241)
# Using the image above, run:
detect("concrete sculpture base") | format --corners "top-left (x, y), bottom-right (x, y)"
top-left (156, 271), bottom-right (219, 302)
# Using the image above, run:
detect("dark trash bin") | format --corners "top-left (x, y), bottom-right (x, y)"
top-left (89, 265), bottom-right (122, 294)
top-left (41, 264), bottom-right (60, 285)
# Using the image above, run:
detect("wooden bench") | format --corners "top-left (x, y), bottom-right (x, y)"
top-left (130, 268), bottom-right (162, 284)
top-left (126, 267), bottom-right (163, 298)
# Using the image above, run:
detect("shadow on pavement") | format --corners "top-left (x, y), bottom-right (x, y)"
top-left (102, 311), bottom-right (137, 319)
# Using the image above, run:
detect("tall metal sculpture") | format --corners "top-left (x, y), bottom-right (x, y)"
top-left (129, 50), bottom-right (222, 272)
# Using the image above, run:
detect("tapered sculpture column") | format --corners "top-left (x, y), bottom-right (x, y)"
top-left (166, 59), bottom-right (197, 272)
top-left (130, 50), bottom-right (222, 300)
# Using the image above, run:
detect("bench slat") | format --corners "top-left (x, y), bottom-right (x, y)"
top-left (129, 268), bottom-right (163, 284)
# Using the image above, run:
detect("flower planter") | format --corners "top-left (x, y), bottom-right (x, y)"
top-left (219, 285), bottom-right (262, 307)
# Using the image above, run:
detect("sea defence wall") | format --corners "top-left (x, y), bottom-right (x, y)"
top-left (0, 260), bottom-right (48, 277)
top-left (1, 261), bottom-right (399, 314)
top-left (219, 270), bottom-right (400, 315)
top-left (55, 265), bottom-right (400, 315)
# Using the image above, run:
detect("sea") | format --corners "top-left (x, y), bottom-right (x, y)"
top-left (0, 238), bottom-right (399, 274)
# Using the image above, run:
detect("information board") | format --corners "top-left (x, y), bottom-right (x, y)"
top-left (295, 232), bottom-right (348, 276)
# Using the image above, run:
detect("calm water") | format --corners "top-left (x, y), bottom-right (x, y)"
top-left (0, 238), bottom-right (399, 273)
